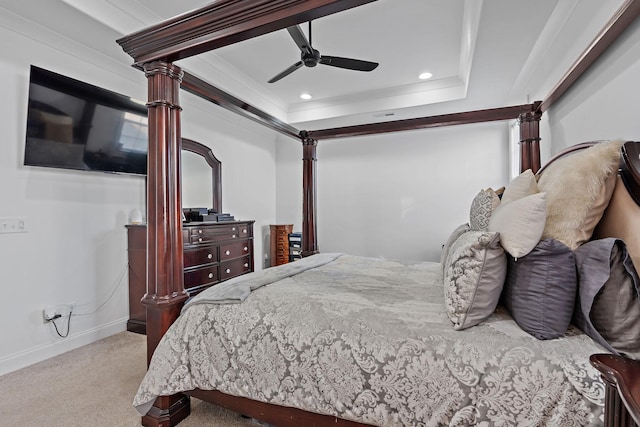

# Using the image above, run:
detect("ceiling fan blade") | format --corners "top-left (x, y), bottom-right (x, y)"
top-left (268, 61), bottom-right (303, 83)
top-left (287, 25), bottom-right (313, 55)
top-left (319, 56), bottom-right (379, 72)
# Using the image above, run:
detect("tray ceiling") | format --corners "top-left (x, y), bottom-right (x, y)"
top-left (42, 0), bottom-right (620, 128)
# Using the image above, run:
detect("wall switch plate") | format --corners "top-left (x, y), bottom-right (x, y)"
top-left (0, 217), bottom-right (28, 234)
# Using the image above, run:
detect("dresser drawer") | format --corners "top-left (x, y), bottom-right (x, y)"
top-left (184, 265), bottom-right (218, 288)
top-left (187, 222), bottom-right (252, 244)
top-left (220, 255), bottom-right (252, 281)
top-left (220, 240), bottom-right (251, 261)
top-left (184, 245), bottom-right (218, 268)
top-left (274, 228), bottom-right (290, 238)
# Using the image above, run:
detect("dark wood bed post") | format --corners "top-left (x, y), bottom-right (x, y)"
top-left (518, 101), bottom-right (542, 173)
top-left (141, 61), bottom-right (191, 427)
top-left (300, 131), bottom-right (319, 257)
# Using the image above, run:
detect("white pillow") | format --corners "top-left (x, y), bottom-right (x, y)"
top-left (501, 169), bottom-right (538, 204)
top-left (488, 192), bottom-right (547, 258)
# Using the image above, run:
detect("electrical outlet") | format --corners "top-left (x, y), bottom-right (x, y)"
top-left (42, 304), bottom-right (74, 323)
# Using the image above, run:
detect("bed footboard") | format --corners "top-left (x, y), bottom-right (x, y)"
top-left (591, 354), bottom-right (640, 427)
top-left (187, 389), bottom-right (373, 427)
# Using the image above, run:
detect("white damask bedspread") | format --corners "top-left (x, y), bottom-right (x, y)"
top-left (133, 254), bottom-right (606, 426)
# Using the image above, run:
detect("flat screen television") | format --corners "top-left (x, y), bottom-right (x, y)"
top-left (24, 65), bottom-right (148, 175)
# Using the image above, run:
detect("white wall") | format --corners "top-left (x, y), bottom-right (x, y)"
top-left (276, 122), bottom-right (510, 261)
top-left (273, 2), bottom-right (636, 263)
top-left (541, 16), bottom-right (640, 156)
top-left (0, 2), bottom-right (277, 375)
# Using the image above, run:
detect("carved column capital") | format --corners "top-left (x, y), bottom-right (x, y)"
top-left (143, 61), bottom-right (184, 109)
top-left (300, 131), bottom-right (318, 147)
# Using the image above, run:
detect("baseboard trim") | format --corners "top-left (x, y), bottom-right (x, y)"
top-left (0, 317), bottom-right (128, 376)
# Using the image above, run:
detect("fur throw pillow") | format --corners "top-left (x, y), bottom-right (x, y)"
top-left (537, 139), bottom-right (623, 249)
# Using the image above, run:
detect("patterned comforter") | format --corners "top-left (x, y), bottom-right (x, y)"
top-left (133, 254), bottom-right (606, 426)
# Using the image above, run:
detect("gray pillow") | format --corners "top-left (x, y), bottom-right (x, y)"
top-left (573, 238), bottom-right (640, 360)
top-left (501, 239), bottom-right (577, 340)
top-left (444, 231), bottom-right (506, 330)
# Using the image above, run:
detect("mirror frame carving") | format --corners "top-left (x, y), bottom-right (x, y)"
top-left (182, 138), bottom-right (222, 214)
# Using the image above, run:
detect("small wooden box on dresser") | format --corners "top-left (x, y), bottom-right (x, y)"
top-left (270, 224), bottom-right (293, 267)
top-left (126, 220), bottom-right (255, 334)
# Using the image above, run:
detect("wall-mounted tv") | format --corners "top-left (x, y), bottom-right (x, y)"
top-left (24, 65), bottom-right (148, 175)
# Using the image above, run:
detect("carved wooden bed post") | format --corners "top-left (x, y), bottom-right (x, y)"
top-left (301, 131), bottom-right (319, 257)
top-left (518, 101), bottom-right (542, 173)
top-left (141, 61), bottom-right (191, 426)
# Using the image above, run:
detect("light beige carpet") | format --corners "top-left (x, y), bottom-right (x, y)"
top-left (0, 331), bottom-right (257, 427)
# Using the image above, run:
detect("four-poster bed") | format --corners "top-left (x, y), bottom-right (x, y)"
top-left (116, 0), bottom-right (640, 426)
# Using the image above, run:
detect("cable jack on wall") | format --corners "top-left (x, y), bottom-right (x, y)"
top-left (43, 304), bottom-right (74, 338)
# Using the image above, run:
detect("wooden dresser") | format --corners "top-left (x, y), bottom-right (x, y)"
top-left (270, 224), bottom-right (293, 267)
top-left (126, 220), bottom-right (254, 334)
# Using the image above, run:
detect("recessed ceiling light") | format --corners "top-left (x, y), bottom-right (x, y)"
top-left (300, 93), bottom-right (312, 100)
top-left (418, 72), bottom-right (433, 80)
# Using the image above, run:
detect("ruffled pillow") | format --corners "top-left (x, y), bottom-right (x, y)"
top-left (444, 231), bottom-right (507, 330)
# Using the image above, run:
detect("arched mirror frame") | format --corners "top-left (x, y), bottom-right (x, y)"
top-left (182, 138), bottom-right (222, 214)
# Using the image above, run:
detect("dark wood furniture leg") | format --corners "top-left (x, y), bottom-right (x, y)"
top-left (591, 354), bottom-right (640, 427)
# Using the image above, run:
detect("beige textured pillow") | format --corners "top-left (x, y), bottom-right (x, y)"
top-left (488, 192), bottom-right (547, 258)
top-left (501, 169), bottom-right (538, 204)
top-left (538, 139), bottom-right (623, 250)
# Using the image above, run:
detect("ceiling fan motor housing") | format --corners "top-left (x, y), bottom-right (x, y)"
top-left (302, 49), bottom-right (321, 67)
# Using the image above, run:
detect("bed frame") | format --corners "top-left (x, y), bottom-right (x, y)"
top-left (116, 1), bottom-right (640, 426)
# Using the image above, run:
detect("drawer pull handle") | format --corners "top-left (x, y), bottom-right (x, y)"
top-left (207, 253), bottom-right (213, 259)
top-left (226, 268), bottom-right (231, 274)
top-left (232, 227), bottom-right (237, 231)
top-left (243, 247), bottom-right (248, 252)
top-left (244, 263), bottom-right (249, 268)
top-left (198, 237), bottom-right (203, 242)
top-left (225, 250), bottom-right (231, 256)
top-left (232, 234), bottom-right (237, 238)
top-left (242, 229), bottom-right (247, 234)
top-left (208, 272), bottom-right (214, 279)
top-left (198, 230), bottom-right (202, 234)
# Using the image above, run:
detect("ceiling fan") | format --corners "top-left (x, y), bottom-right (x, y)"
top-left (268, 21), bottom-right (379, 83)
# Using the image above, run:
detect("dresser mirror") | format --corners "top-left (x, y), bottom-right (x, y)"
top-left (181, 138), bottom-right (222, 213)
